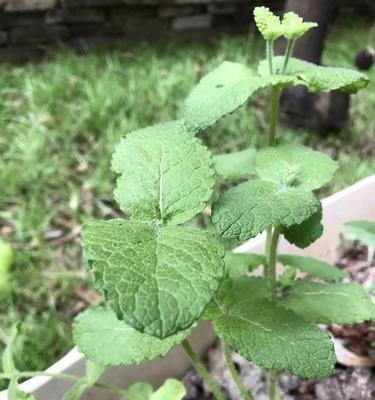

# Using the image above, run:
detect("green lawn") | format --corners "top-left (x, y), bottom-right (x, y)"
top-left (0, 17), bottom-right (374, 380)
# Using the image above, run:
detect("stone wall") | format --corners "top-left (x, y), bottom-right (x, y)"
top-left (0, 1), bottom-right (372, 61)
top-left (0, 0), bottom-right (285, 61)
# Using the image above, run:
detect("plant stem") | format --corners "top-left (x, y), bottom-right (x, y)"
top-left (268, 86), bottom-right (281, 146)
top-left (268, 370), bottom-right (280, 400)
top-left (182, 339), bottom-right (225, 400)
top-left (0, 371), bottom-right (126, 395)
top-left (266, 40), bottom-right (274, 74)
top-left (265, 226), bottom-right (281, 298)
top-left (223, 343), bottom-right (253, 400)
top-left (282, 39), bottom-right (295, 74)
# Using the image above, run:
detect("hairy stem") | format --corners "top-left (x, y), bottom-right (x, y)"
top-left (0, 371), bottom-right (126, 395)
top-left (282, 39), bottom-right (295, 74)
top-left (182, 339), bottom-right (225, 400)
top-left (266, 40), bottom-right (274, 74)
top-left (265, 226), bottom-right (281, 298)
top-left (223, 343), bottom-right (253, 400)
top-left (268, 86), bottom-right (281, 146)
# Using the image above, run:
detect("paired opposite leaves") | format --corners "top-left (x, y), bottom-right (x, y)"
top-left (212, 179), bottom-right (320, 241)
top-left (213, 141), bottom-right (335, 241)
top-left (81, 220), bottom-right (224, 338)
top-left (205, 277), bottom-right (335, 378)
top-left (259, 57), bottom-right (369, 94)
top-left (73, 308), bottom-right (191, 366)
top-left (281, 280), bottom-right (375, 324)
top-left (112, 120), bottom-right (214, 225)
top-left (278, 255), bottom-right (348, 281)
top-left (183, 61), bottom-right (293, 133)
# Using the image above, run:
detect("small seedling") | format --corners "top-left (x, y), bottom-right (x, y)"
top-left (2, 7), bottom-right (374, 400)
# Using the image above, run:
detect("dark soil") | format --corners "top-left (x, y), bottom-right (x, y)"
top-left (182, 244), bottom-right (375, 400)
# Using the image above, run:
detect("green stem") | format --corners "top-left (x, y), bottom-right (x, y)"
top-left (223, 343), bottom-right (253, 400)
top-left (268, 86), bottom-right (281, 146)
top-left (281, 39), bottom-right (295, 74)
top-left (266, 40), bottom-right (274, 74)
top-left (0, 371), bottom-right (126, 395)
top-left (182, 339), bottom-right (225, 400)
top-left (265, 226), bottom-right (281, 299)
top-left (268, 370), bottom-right (280, 400)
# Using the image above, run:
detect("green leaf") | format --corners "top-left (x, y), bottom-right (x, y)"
top-left (151, 379), bottom-right (186, 400)
top-left (224, 251), bottom-right (265, 277)
top-left (345, 220), bottom-right (375, 248)
top-left (256, 141), bottom-right (338, 191)
top-left (212, 180), bottom-right (320, 241)
top-left (281, 280), bottom-right (375, 324)
top-left (213, 148), bottom-right (257, 182)
top-left (63, 360), bottom-right (106, 400)
top-left (81, 220), bottom-right (224, 338)
top-left (2, 326), bottom-right (36, 400)
top-left (253, 6), bottom-right (283, 40)
top-left (281, 12), bottom-right (317, 40)
top-left (0, 240), bottom-right (14, 297)
top-left (206, 288), bottom-right (335, 378)
top-left (283, 205), bottom-right (323, 248)
top-left (278, 255), bottom-right (348, 281)
top-left (112, 120), bottom-right (214, 225)
top-left (73, 308), bottom-right (191, 366)
top-left (259, 57), bottom-right (369, 94)
top-left (123, 382), bottom-right (153, 400)
top-left (2, 325), bottom-right (18, 375)
top-left (183, 61), bottom-right (293, 133)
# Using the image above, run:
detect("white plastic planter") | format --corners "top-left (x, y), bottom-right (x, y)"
top-left (1, 176), bottom-right (374, 400)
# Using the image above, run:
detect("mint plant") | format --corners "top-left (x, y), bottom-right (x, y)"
top-left (71, 7), bottom-right (373, 400)
top-left (2, 7), bottom-right (374, 400)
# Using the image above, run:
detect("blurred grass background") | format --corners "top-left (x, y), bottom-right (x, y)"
top-left (0, 17), bottom-right (374, 381)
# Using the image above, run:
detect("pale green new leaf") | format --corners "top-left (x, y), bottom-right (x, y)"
top-left (151, 379), bottom-right (186, 400)
top-left (73, 308), bottom-right (191, 366)
top-left (283, 205), bottom-right (323, 248)
top-left (253, 6), bottom-right (283, 40)
top-left (259, 57), bottom-right (369, 93)
top-left (281, 280), bottom-right (375, 324)
top-left (206, 289), bottom-right (335, 378)
top-left (183, 61), bottom-right (293, 133)
top-left (213, 148), bottom-right (257, 182)
top-left (122, 380), bottom-right (186, 400)
top-left (256, 141), bottom-right (338, 191)
top-left (345, 220), bottom-right (375, 248)
top-left (212, 180), bottom-right (320, 241)
top-left (81, 220), bottom-right (224, 338)
top-left (112, 120), bottom-right (214, 225)
top-left (278, 254), bottom-right (348, 281)
top-left (281, 12), bottom-right (317, 40)
top-left (224, 251), bottom-right (265, 277)
top-left (122, 382), bottom-right (153, 400)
